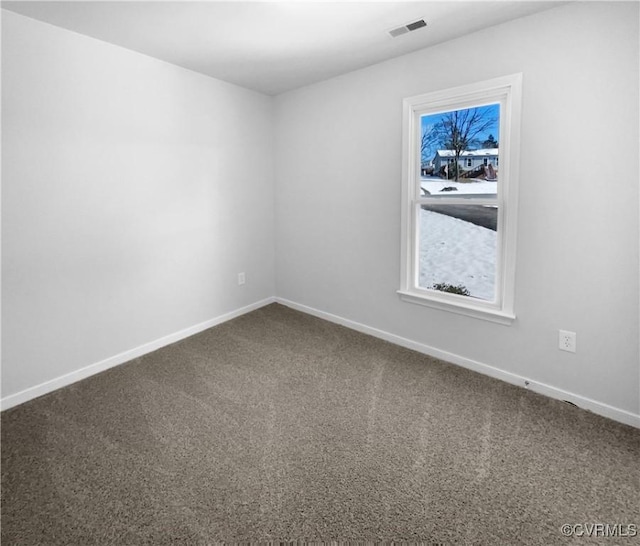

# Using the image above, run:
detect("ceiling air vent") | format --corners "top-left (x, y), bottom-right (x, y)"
top-left (388, 19), bottom-right (427, 38)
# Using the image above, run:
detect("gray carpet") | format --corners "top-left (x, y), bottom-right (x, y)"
top-left (2, 303), bottom-right (639, 545)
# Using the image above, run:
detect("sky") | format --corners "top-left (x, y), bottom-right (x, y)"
top-left (421, 103), bottom-right (500, 162)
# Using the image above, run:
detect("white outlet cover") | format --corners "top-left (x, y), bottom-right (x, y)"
top-left (558, 330), bottom-right (576, 353)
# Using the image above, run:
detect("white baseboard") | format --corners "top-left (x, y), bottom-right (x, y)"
top-left (1, 297), bottom-right (276, 411)
top-left (276, 298), bottom-right (640, 429)
top-left (5, 295), bottom-right (638, 429)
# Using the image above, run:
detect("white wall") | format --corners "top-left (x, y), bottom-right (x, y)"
top-left (3, 3), bottom-right (639, 425)
top-left (274, 2), bottom-right (640, 418)
top-left (2, 10), bottom-right (275, 400)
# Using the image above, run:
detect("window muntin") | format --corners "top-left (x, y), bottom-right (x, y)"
top-left (399, 74), bottom-right (522, 324)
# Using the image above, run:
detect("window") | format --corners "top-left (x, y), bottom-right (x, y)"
top-left (399, 74), bottom-right (522, 324)
top-left (466, 158), bottom-right (472, 167)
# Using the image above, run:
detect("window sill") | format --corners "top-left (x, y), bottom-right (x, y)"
top-left (397, 290), bottom-right (515, 326)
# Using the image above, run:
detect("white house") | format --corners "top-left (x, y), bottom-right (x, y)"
top-left (432, 148), bottom-right (499, 174)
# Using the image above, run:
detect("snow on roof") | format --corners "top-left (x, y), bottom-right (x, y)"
top-left (435, 148), bottom-right (498, 157)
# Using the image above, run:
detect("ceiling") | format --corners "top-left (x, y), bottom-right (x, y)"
top-left (2, 1), bottom-right (564, 95)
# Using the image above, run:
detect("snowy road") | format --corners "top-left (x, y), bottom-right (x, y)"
top-left (420, 204), bottom-right (497, 231)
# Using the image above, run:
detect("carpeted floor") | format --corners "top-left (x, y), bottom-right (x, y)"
top-left (2, 303), bottom-right (639, 545)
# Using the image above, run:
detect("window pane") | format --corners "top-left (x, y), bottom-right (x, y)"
top-left (418, 205), bottom-right (497, 301)
top-left (420, 104), bottom-right (500, 199)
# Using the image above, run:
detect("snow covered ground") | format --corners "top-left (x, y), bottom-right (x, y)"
top-left (419, 208), bottom-right (496, 301)
top-left (421, 176), bottom-right (497, 196)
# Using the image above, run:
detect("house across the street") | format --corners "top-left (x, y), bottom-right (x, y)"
top-left (432, 148), bottom-right (499, 175)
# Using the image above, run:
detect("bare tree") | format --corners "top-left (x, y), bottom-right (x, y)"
top-left (421, 124), bottom-right (440, 168)
top-left (482, 134), bottom-right (498, 149)
top-left (439, 107), bottom-right (497, 180)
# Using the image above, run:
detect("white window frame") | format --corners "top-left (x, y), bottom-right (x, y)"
top-left (398, 74), bottom-right (522, 325)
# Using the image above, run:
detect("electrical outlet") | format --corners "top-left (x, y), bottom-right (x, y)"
top-left (558, 330), bottom-right (576, 353)
top-left (237, 272), bottom-right (246, 286)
